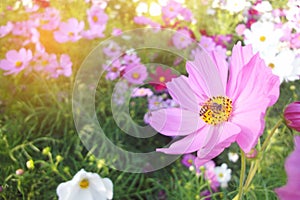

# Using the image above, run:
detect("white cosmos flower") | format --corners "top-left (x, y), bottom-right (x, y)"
top-left (56, 169), bottom-right (113, 200)
top-left (244, 21), bottom-right (283, 56)
top-left (224, 0), bottom-right (250, 13)
top-left (262, 49), bottom-right (300, 83)
top-left (214, 163), bottom-right (231, 188)
top-left (228, 152), bottom-right (239, 163)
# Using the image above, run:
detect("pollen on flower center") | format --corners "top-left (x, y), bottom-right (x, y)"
top-left (259, 36), bottom-right (266, 42)
top-left (132, 72), bottom-right (140, 79)
top-left (15, 61), bottom-right (23, 68)
top-left (93, 15), bottom-right (98, 22)
top-left (79, 178), bottom-right (89, 189)
top-left (199, 96), bottom-right (233, 125)
top-left (268, 63), bottom-right (275, 69)
top-left (159, 76), bottom-right (165, 82)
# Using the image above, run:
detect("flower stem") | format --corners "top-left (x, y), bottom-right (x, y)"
top-left (237, 149), bottom-right (246, 200)
top-left (243, 119), bottom-right (283, 192)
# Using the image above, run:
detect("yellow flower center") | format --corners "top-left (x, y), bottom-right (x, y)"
top-left (188, 159), bottom-right (193, 164)
top-left (199, 96), bottom-right (233, 125)
top-left (159, 76), bottom-right (165, 82)
top-left (68, 32), bottom-right (74, 37)
top-left (132, 72), bottom-right (140, 79)
top-left (15, 61), bottom-right (23, 68)
top-left (42, 60), bottom-right (49, 66)
top-left (93, 15), bottom-right (98, 22)
top-left (79, 179), bottom-right (89, 189)
top-left (268, 63), bottom-right (275, 69)
top-left (219, 173), bottom-right (224, 178)
top-left (259, 36), bottom-right (266, 42)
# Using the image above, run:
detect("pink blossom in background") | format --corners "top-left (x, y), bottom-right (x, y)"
top-left (48, 54), bottom-right (73, 78)
top-left (87, 5), bottom-right (108, 27)
top-left (149, 66), bottom-right (178, 91)
top-left (275, 136), bottom-right (300, 200)
top-left (180, 7), bottom-right (193, 21)
top-left (103, 41), bottom-right (122, 58)
top-left (34, 7), bottom-right (61, 30)
top-left (290, 33), bottom-right (300, 49)
top-left (112, 28), bottom-right (122, 36)
top-left (54, 18), bottom-right (84, 43)
top-left (32, 50), bottom-right (56, 72)
top-left (81, 25), bottom-right (106, 39)
top-left (149, 43), bottom-right (280, 166)
top-left (105, 59), bottom-right (124, 81)
top-left (123, 53), bottom-right (141, 68)
top-left (131, 87), bottom-right (153, 98)
top-left (147, 95), bottom-right (167, 111)
top-left (23, 28), bottom-right (40, 46)
top-left (235, 24), bottom-right (246, 36)
top-left (134, 16), bottom-right (160, 28)
top-left (0, 48), bottom-right (32, 75)
top-left (0, 21), bottom-right (13, 38)
top-left (172, 28), bottom-right (193, 50)
top-left (181, 154), bottom-right (196, 168)
top-left (162, 0), bottom-right (182, 22)
top-left (123, 64), bottom-right (148, 84)
top-left (199, 36), bottom-right (216, 52)
top-left (284, 101), bottom-right (300, 132)
top-left (12, 21), bottom-right (30, 36)
top-left (211, 34), bottom-right (232, 48)
top-left (196, 160), bottom-right (220, 190)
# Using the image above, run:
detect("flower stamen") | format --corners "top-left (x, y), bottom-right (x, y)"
top-left (199, 96), bottom-right (233, 125)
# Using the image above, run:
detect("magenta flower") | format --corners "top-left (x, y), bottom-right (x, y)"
top-left (0, 48), bottom-right (32, 75)
top-left (123, 64), bottom-right (148, 84)
top-left (54, 18), bottom-right (84, 43)
top-left (284, 101), bottom-right (300, 132)
top-left (181, 154), bottom-right (196, 168)
top-left (275, 136), bottom-right (300, 199)
top-left (149, 66), bottom-right (178, 91)
top-left (149, 43), bottom-right (280, 165)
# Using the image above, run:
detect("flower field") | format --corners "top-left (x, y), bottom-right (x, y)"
top-left (0, 0), bottom-right (299, 199)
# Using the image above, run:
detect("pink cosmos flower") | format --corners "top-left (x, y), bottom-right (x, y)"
top-left (123, 53), bottom-right (141, 68)
top-left (199, 36), bottom-right (216, 52)
top-left (149, 66), bottom-right (178, 91)
top-left (284, 101), bottom-right (300, 132)
top-left (87, 5), bottom-right (108, 27)
top-left (162, 0), bottom-right (183, 22)
top-left (0, 22), bottom-right (13, 38)
top-left (103, 41), bottom-right (122, 58)
top-left (48, 54), bottom-right (73, 78)
top-left (36, 7), bottom-right (61, 30)
top-left (81, 25), bottom-right (105, 39)
top-left (131, 87), bottom-right (153, 98)
top-left (105, 59), bottom-right (124, 81)
top-left (149, 43), bottom-right (280, 165)
top-left (196, 160), bottom-right (219, 190)
top-left (275, 136), bottom-right (300, 199)
top-left (123, 64), bottom-right (148, 84)
top-left (54, 18), bottom-right (84, 43)
top-left (181, 154), bottom-right (196, 168)
top-left (172, 29), bottom-right (193, 50)
top-left (112, 28), bottom-right (122, 36)
top-left (0, 48), bottom-right (32, 75)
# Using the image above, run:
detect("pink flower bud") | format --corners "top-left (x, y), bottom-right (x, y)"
top-left (284, 101), bottom-right (300, 132)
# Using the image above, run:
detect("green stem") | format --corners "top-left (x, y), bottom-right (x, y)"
top-left (243, 119), bottom-right (283, 192)
top-left (237, 150), bottom-right (246, 200)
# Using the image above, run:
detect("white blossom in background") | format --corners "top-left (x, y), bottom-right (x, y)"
top-left (214, 163), bottom-right (231, 188)
top-left (228, 152), bottom-right (239, 163)
top-left (244, 21), bottom-right (283, 56)
top-left (56, 169), bottom-right (113, 200)
top-left (262, 49), bottom-right (300, 83)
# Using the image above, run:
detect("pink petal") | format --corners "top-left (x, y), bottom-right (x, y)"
top-left (209, 51), bottom-right (228, 91)
top-left (166, 76), bottom-right (202, 111)
top-left (149, 108), bottom-right (205, 136)
top-left (197, 122), bottom-right (241, 159)
top-left (187, 48), bottom-right (225, 98)
top-left (156, 125), bottom-right (210, 154)
top-left (231, 110), bottom-right (265, 153)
